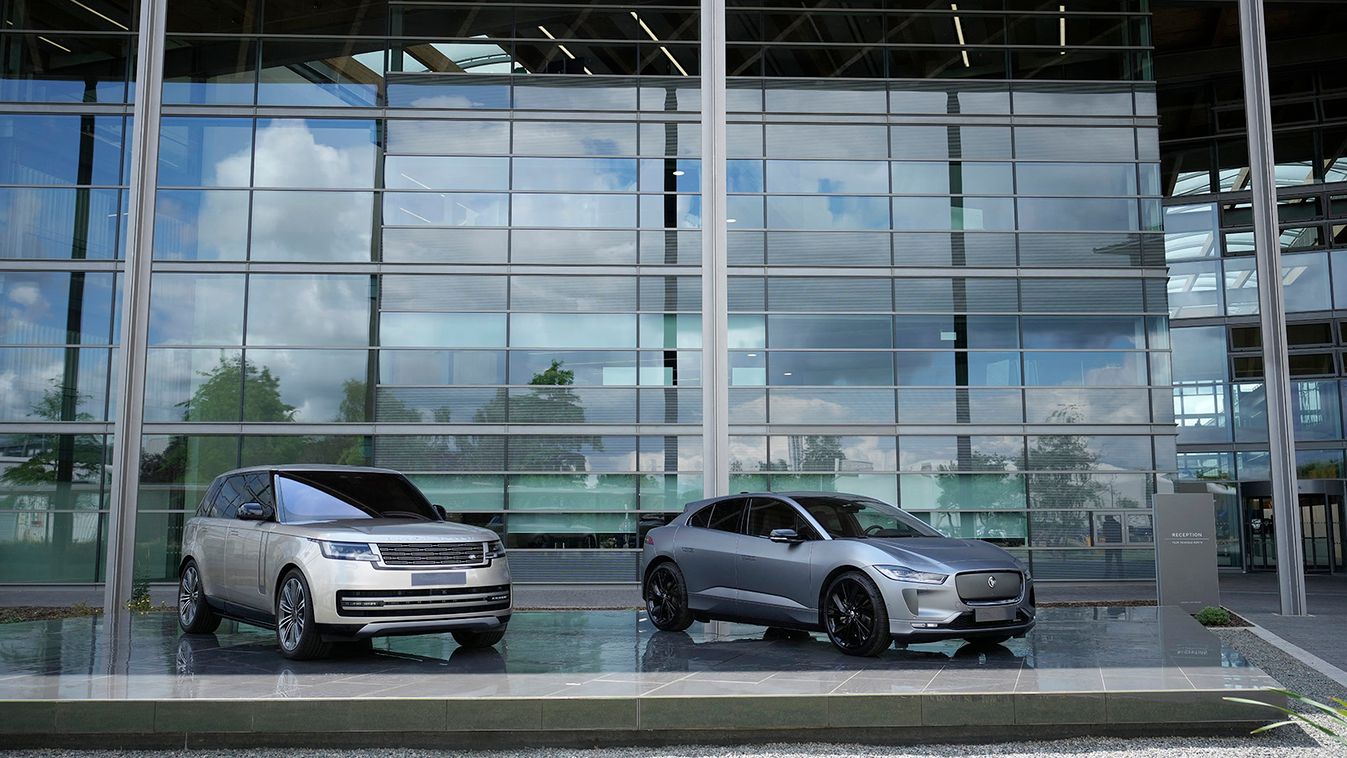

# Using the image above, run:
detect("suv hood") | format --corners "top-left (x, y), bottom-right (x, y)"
top-left (858, 537), bottom-right (1023, 573)
top-left (282, 519), bottom-right (496, 543)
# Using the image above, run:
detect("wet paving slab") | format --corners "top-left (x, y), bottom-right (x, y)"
top-left (0, 606), bottom-right (1286, 746)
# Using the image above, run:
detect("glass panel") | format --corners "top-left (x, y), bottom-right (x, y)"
top-left (158, 118), bottom-right (253, 187)
top-left (162, 37), bottom-right (257, 105)
top-left (0, 34), bottom-right (129, 104)
top-left (251, 191), bottom-right (373, 261)
top-left (252, 119), bottom-right (377, 188)
top-left (144, 349), bottom-right (244, 422)
top-left (148, 273), bottom-right (245, 346)
top-left (246, 275), bottom-right (371, 346)
top-left (258, 39), bottom-right (382, 107)
top-left (154, 189), bottom-right (249, 260)
top-left (242, 349), bottom-right (369, 422)
top-left (0, 188), bottom-right (121, 260)
top-left (509, 314), bottom-right (636, 349)
top-left (379, 313), bottom-right (506, 348)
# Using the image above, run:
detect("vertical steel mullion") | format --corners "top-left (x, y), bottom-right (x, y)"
top-left (103, 0), bottom-right (167, 620)
top-left (1238, 0), bottom-right (1306, 615)
top-left (702, 0), bottom-right (729, 499)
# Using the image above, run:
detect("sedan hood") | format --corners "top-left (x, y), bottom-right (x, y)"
top-left (859, 537), bottom-right (1022, 573)
top-left (283, 519), bottom-right (496, 543)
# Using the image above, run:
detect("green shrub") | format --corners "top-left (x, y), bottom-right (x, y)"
top-left (1195, 606), bottom-right (1232, 626)
top-left (1226, 689), bottom-right (1347, 745)
top-left (127, 577), bottom-right (153, 614)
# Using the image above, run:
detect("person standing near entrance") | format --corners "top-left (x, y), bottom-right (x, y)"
top-left (1099, 515), bottom-right (1124, 578)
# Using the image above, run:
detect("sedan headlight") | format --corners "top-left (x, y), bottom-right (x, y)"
top-left (485, 540), bottom-right (506, 559)
top-left (874, 564), bottom-right (948, 585)
top-left (318, 541), bottom-right (378, 561)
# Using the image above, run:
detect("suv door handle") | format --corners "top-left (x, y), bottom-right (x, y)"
top-left (741, 555), bottom-right (756, 561)
top-left (680, 546), bottom-right (694, 553)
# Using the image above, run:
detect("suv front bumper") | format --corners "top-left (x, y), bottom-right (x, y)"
top-left (306, 554), bottom-right (512, 637)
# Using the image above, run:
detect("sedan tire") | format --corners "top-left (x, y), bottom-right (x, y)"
top-left (452, 628), bottom-right (506, 649)
top-left (177, 560), bottom-right (221, 635)
top-left (644, 561), bottom-right (694, 632)
top-left (275, 569), bottom-right (330, 660)
top-left (823, 571), bottom-right (892, 657)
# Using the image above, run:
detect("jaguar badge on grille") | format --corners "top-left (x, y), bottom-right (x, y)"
top-left (987, 576), bottom-right (997, 589)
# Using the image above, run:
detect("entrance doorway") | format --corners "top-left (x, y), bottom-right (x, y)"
top-left (1244, 491), bottom-right (1345, 573)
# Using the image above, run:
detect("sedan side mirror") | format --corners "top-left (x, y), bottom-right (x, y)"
top-left (236, 502), bottom-right (273, 521)
top-left (769, 528), bottom-right (803, 544)
top-left (432, 504), bottom-right (449, 521)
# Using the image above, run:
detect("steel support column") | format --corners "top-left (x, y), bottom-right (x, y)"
top-left (1238, 0), bottom-right (1307, 615)
top-left (701, 0), bottom-right (730, 498)
top-left (103, 0), bottom-right (167, 619)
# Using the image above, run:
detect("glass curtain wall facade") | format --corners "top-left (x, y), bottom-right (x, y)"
top-left (0, 0), bottom-right (136, 581)
top-left (1, 0), bottom-right (1172, 586)
top-left (1159, 0), bottom-right (1347, 572)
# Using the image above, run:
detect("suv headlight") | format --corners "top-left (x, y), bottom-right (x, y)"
top-left (485, 540), bottom-right (506, 559)
top-left (318, 541), bottom-right (378, 561)
top-left (874, 565), bottom-right (947, 585)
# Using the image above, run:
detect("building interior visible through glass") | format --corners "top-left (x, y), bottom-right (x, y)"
top-left (0, 0), bottom-right (1343, 584)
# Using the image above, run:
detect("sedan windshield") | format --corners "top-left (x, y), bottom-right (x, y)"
top-left (277, 471), bottom-right (437, 523)
top-left (794, 496), bottom-right (941, 539)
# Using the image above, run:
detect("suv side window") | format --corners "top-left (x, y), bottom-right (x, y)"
top-left (240, 472), bottom-right (275, 510)
top-left (746, 498), bottom-right (817, 540)
top-left (708, 498), bottom-right (747, 533)
top-left (196, 480), bottom-right (223, 518)
top-left (214, 475), bottom-right (248, 520)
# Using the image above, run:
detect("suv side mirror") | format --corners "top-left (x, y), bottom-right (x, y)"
top-left (236, 502), bottom-right (273, 521)
top-left (432, 504), bottom-right (449, 521)
top-left (769, 528), bottom-right (803, 544)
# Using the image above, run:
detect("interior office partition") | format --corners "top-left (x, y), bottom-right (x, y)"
top-left (0, 0), bottom-right (1175, 590)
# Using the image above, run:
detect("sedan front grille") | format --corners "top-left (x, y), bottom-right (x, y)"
top-left (375, 541), bottom-right (487, 567)
top-left (954, 571), bottom-right (1023, 603)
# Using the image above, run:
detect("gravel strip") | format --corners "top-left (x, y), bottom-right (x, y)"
top-left (1212, 627), bottom-right (1346, 707)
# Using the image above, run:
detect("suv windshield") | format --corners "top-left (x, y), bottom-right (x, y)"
top-left (795, 496), bottom-right (941, 539)
top-left (277, 471), bottom-right (437, 523)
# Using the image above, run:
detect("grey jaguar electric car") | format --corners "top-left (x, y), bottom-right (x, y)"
top-left (641, 492), bottom-right (1035, 656)
top-left (177, 465), bottom-right (511, 660)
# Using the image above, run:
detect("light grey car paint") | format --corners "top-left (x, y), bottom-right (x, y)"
top-left (642, 492), bottom-right (1036, 641)
top-left (181, 465), bottom-right (512, 639)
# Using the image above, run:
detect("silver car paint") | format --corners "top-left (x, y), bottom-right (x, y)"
top-left (181, 466), bottom-right (511, 637)
top-left (642, 492), bottom-right (1035, 639)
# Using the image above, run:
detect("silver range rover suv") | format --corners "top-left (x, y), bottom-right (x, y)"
top-left (177, 465), bottom-right (511, 659)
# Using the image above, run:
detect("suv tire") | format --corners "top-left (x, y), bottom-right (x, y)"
top-left (275, 569), bottom-right (330, 660)
top-left (452, 628), bottom-right (506, 648)
top-left (177, 559), bottom-right (221, 634)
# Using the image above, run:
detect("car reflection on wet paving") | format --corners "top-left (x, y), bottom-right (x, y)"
top-left (0, 606), bottom-right (1276, 701)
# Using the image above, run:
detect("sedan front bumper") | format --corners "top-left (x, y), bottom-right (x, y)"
top-left (868, 567), bottom-right (1036, 641)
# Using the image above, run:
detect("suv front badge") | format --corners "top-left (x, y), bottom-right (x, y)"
top-left (987, 576), bottom-right (997, 589)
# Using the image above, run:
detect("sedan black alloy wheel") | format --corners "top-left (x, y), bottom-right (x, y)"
top-left (645, 563), bottom-right (693, 631)
top-left (824, 572), bottom-right (891, 656)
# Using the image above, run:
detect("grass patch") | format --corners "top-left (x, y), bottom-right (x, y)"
top-left (0, 604), bottom-right (102, 624)
top-left (1194, 605), bottom-right (1252, 627)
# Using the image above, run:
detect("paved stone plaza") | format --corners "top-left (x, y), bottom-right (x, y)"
top-left (0, 607), bottom-right (1283, 747)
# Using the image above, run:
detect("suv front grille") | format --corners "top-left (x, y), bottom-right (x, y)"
top-left (336, 585), bottom-right (511, 618)
top-left (375, 541), bottom-right (487, 567)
